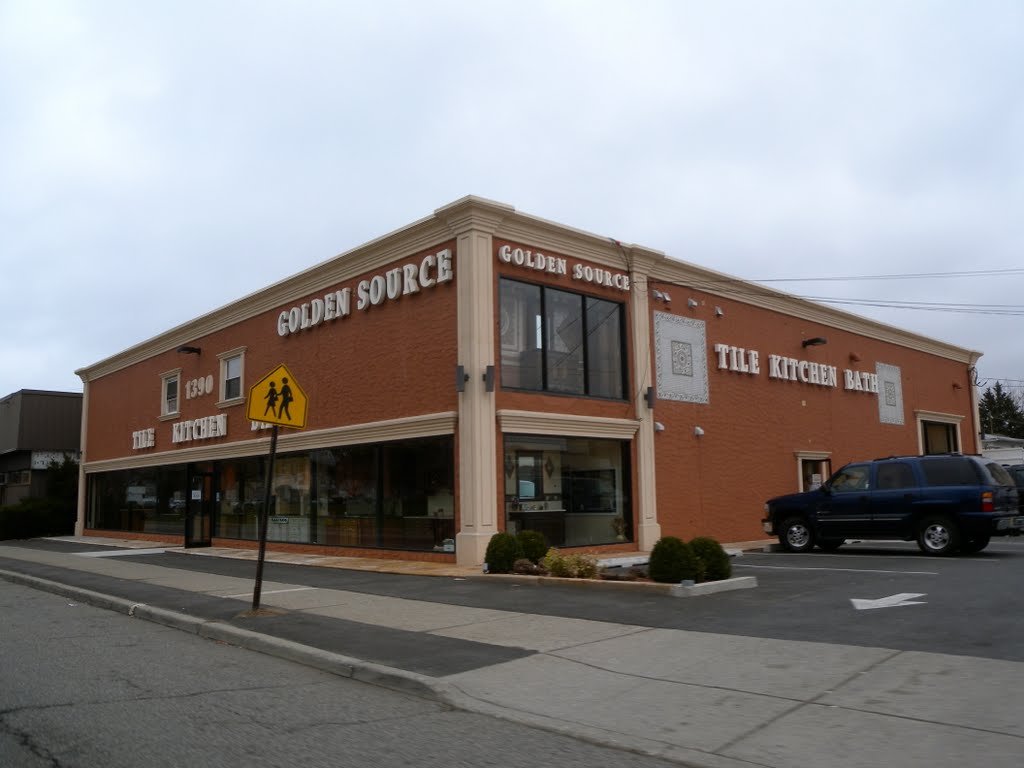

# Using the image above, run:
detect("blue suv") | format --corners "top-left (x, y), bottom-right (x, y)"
top-left (762, 454), bottom-right (1022, 555)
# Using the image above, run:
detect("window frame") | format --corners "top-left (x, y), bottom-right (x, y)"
top-left (915, 410), bottom-right (964, 455)
top-left (160, 368), bottom-right (182, 420)
top-left (498, 277), bottom-right (627, 400)
top-left (217, 347), bottom-right (247, 407)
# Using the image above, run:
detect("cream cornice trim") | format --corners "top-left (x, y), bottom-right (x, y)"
top-left (498, 409), bottom-right (640, 440)
top-left (647, 257), bottom-right (979, 364)
top-left (794, 450), bottom-right (832, 459)
top-left (914, 410), bottom-right (965, 423)
top-left (83, 411), bottom-right (458, 473)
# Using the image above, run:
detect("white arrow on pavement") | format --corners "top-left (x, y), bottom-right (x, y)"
top-left (851, 593), bottom-right (927, 610)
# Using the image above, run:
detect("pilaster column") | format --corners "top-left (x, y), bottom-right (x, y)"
top-left (75, 378), bottom-right (89, 536)
top-left (437, 197), bottom-right (511, 566)
top-left (627, 248), bottom-right (664, 551)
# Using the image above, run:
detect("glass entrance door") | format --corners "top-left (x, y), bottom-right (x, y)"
top-left (185, 468), bottom-right (213, 548)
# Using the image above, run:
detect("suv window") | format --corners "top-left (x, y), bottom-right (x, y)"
top-left (986, 462), bottom-right (1015, 486)
top-left (920, 457), bottom-right (981, 486)
top-left (876, 462), bottom-right (915, 490)
top-left (830, 464), bottom-right (870, 492)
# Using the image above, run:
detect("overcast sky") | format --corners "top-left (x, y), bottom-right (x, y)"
top-left (2, 1), bottom-right (1022, 402)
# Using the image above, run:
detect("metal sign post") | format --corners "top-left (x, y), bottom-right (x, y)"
top-left (245, 364), bottom-right (308, 612)
top-left (252, 424), bottom-right (278, 612)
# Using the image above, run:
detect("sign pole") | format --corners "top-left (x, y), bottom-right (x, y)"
top-left (252, 424), bottom-right (279, 612)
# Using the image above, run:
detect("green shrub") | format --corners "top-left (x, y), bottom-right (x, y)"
top-left (541, 548), bottom-right (571, 577)
top-left (648, 536), bottom-right (702, 584)
top-left (569, 553), bottom-right (599, 579)
top-left (541, 548), bottom-right (599, 578)
top-left (0, 498), bottom-right (75, 541)
top-left (690, 536), bottom-right (732, 582)
top-left (516, 529), bottom-right (549, 564)
top-left (484, 532), bottom-right (523, 573)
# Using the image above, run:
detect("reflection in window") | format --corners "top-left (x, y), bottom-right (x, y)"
top-left (87, 465), bottom-right (187, 534)
top-left (88, 436), bottom-right (456, 553)
top-left (504, 435), bottom-right (631, 548)
top-left (217, 457), bottom-right (263, 539)
top-left (499, 277), bottom-right (625, 399)
top-left (830, 465), bottom-right (870, 492)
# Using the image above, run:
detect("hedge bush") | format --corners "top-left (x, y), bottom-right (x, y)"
top-left (648, 536), bottom-right (703, 584)
top-left (541, 548), bottom-right (599, 579)
top-left (690, 536), bottom-right (732, 581)
top-left (484, 532), bottom-right (523, 573)
top-left (515, 529), bottom-right (549, 564)
top-left (0, 498), bottom-right (76, 541)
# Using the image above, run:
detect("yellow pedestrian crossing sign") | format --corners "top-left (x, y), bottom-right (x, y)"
top-left (246, 364), bottom-right (308, 429)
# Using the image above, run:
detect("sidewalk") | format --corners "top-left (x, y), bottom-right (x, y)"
top-left (1, 536), bottom-right (1021, 768)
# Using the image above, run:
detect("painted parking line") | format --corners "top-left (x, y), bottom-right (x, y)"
top-left (734, 564), bottom-right (938, 575)
top-left (219, 586), bottom-right (319, 599)
top-left (74, 548), bottom-right (169, 558)
top-left (743, 551), bottom-right (999, 563)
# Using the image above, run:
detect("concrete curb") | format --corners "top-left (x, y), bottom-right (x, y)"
top-left (468, 573), bottom-right (758, 596)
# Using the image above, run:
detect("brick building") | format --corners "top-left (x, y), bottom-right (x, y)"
top-left (75, 197), bottom-right (981, 565)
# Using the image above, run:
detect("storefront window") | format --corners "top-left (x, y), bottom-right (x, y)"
top-left (503, 435), bottom-right (631, 548)
top-left (87, 465), bottom-right (186, 534)
top-left (267, 456), bottom-right (311, 543)
top-left (380, 439), bottom-right (455, 551)
top-left (217, 457), bottom-right (263, 539)
top-left (313, 445), bottom-right (378, 547)
top-left (88, 435), bottom-right (455, 553)
top-left (499, 278), bottom-right (626, 399)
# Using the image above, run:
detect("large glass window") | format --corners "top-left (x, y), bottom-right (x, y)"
top-left (87, 435), bottom-right (455, 553)
top-left (87, 465), bottom-right (187, 534)
top-left (503, 435), bottom-right (631, 547)
top-left (499, 278), bottom-right (625, 399)
top-left (314, 445), bottom-right (379, 547)
top-left (217, 457), bottom-right (263, 539)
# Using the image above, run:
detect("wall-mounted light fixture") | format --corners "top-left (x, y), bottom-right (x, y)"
top-left (455, 364), bottom-right (469, 392)
top-left (652, 289), bottom-right (672, 303)
top-left (644, 386), bottom-right (656, 409)
top-left (653, 421), bottom-right (665, 432)
top-left (952, 382), bottom-right (963, 390)
top-left (176, 345), bottom-right (202, 355)
top-left (849, 353), bottom-right (862, 363)
top-left (687, 298), bottom-right (699, 309)
top-left (694, 426), bottom-right (705, 437)
top-left (483, 365), bottom-right (496, 392)
top-left (714, 306), bottom-right (724, 317)
top-left (801, 337), bottom-right (828, 348)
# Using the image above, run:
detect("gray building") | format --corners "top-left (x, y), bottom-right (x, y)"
top-left (0, 390), bottom-right (83, 507)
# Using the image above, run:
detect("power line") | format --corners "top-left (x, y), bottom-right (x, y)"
top-left (749, 268), bottom-right (1024, 283)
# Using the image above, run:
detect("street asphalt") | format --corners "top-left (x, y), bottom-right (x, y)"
top-left (1, 536), bottom-right (1021, 768)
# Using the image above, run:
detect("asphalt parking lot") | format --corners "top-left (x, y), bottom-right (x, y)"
top-left (719, 537), bottom-right (1024, 661)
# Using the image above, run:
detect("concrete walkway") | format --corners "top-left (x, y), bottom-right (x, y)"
top-left (1, 536), bottom-right (1021, 768)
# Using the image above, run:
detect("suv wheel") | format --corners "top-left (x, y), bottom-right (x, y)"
top-left (917, 516), bottom-right (959, 556)
top-left (779, 516), bottom-right (815, 553)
